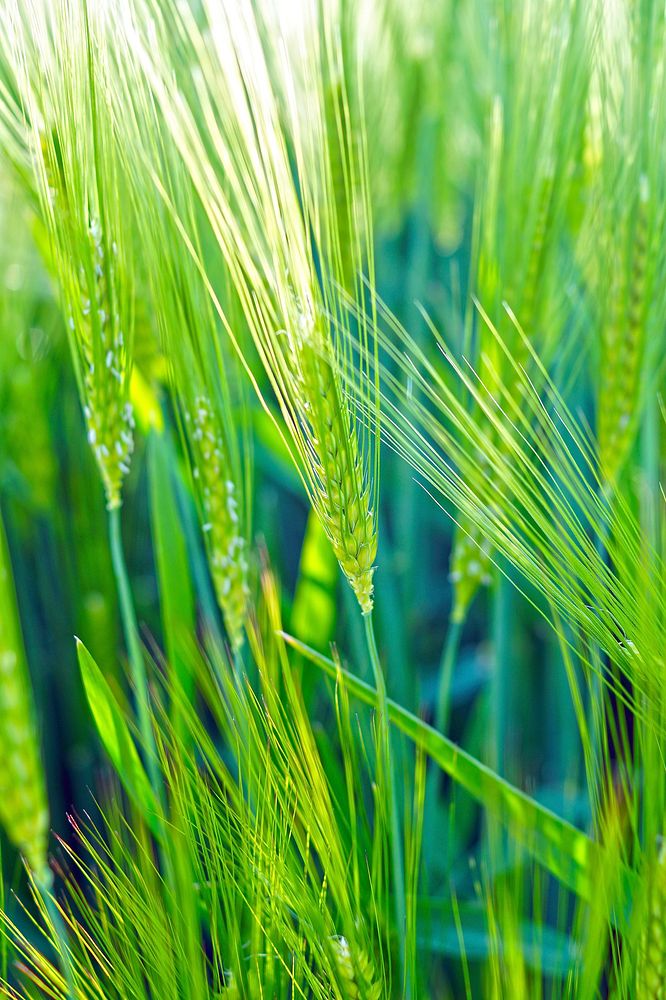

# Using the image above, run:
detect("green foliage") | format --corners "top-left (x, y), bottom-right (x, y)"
top-left (0, 0), bottom-right (664, 997)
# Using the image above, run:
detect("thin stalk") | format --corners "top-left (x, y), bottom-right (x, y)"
top-left (491, 568), bottom-right (512, 776)
top-left (37, 877), bottom-right (75, 1000)
top-left (640, 391), bottom-right (660, 575)
top-left (108, 506), bottom-right (162, 804)
top-left (639, 394), bottom-right (663, 840)
top-left (435, 616), bottom-right (463, 736)
top-left (233, 648), bottom-right (244, 687)
top-left (547, 622), bottom-right (581, 793)
top-left (484, 569), bottom-right (513, 874)
top-left (0, 843), bottom-right (5, 986)
top-left (376, 516), bottom-right (414, 710)
top-left (174, 464), bottom-right (222, 643)
top-left (587, 499), bottom-right (611, 818)
top-left (396, 116), bottom-right (436, 611)
top-left (423, 613), bottom-right (463, 885)
top-left (364, 614), bottom-right (408, 997)
top-left (343, 583), bottom-right (369, 680)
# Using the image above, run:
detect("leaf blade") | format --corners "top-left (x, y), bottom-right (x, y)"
top-left (279, 631), bottom-right (635, 920)
top-left (76, 638), bottom-right (163, 841)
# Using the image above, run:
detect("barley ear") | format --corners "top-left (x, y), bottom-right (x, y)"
top-left (449, 522), bottom-right (493, 623)
top-left (38, 135), bottom-right (136, 511)
top-left (598, 175), bottom-right (650, 486)
top-left (0, 510), bottom-right (49, 884)
top-left (330, 935), bottom-right (381, 1000)
top-left (77, 221), bottom-right (135, 510)
top-left (23, 3), bottom-right (136, 511)
top-left (186, 395), bottom-right (250, 651)
top-left (300, 336), bottom-right (377, 615)
top-left (637, 843), bottom-right (666, 998)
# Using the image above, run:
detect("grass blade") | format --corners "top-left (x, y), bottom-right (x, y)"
top-left (76, 638), bottom-right (162, 841)
top-left (148, 430), bottom-right (195, 709)
top-left (279, 631), bottom-right (635, 919)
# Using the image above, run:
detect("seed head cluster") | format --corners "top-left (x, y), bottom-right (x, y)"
top-left (449, 525), bottom-right (492, 622)
top-left (598, 175), bottom-right (650, 484)
top-left (637, 844), bottom-right (666, 998)
top-left (186, 395), bottom-right (249, 650)
top-left (37, 132), bottom-right (135, 508)
top-left (330, 936), bottom-right (381, 1000)
top-left (0, 570), bottom-right (49, 884)
top-left (75, 218), bottom-right (134, 509)
top-left (298, 323), bottom-right (377, 615)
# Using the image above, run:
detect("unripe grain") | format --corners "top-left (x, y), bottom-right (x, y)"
top-left (37, 132), bottom-right (134, 509)
top-left (75, 218), bottom-right (134, 509)
top-left (449, 523), bottom-right (492, 623)
top-left (0, 512), bottom-right (49, 884)
top-left (330, 936), bottom-right (381, 1000)
top-left (598, 175), bottom-right (650, 484)
top-left (300, 337), bottom-right (377, 615)
top-left (637, 844), bottom-right (666, 998)
top-left (186, 395), bottom-right (249, 650)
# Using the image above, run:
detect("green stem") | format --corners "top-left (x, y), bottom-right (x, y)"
top-left (640, 392), bottom-right (660, 574)
top-left (435, 617), bottom-right (463, 736)
top-left (0, 843), bottom-right (5, 986)
top-left (376, 516), bottom-right (414, 711)
top-left (639, 394), bottom-right (663, 837)
top-left (364, 614), bottom-right (408, 998)
top-left (38, 877), bottom-right (76, 1000)
top-left (586, 500), bottom-right (611, 816)
top-left (423, 615), bottom-right (463, 884)
top-left (171, 442), bottom-right (223, 644)
top-left (491, 569), bottom-right (512, 776)
top-left (396, 116), bottom-right (436, 612)
top-left (108, 506), bottom-right (162, 805)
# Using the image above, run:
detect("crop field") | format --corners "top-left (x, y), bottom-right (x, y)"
top-left (0, 0), bottom-right (664, 997)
